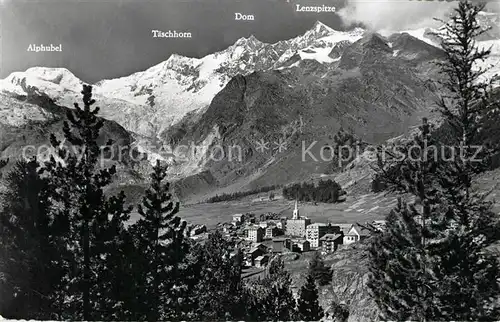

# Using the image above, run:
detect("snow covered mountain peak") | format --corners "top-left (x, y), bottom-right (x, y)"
top-left (233, 34), bottom-right (263, 48)
top-left (0, 22), bottom-right (369, 138)
top-left (1, 66), bottom-right (84, 100)
top-left (165, 53), bottom-right (199, 66)
top-left (23, 67), bottom-right (79, 83)
top-left (312, 20), bottom-right (335, 34)
top-left (3, 66), bottom-right (82, 89)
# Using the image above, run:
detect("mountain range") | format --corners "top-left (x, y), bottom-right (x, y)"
top-left (1, 15), bottom-right (499, 202)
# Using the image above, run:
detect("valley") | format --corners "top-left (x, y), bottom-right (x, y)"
top-left (2, 11), bottom-right (499, 237)
top-left (137, 192), bottom-right (393, 229)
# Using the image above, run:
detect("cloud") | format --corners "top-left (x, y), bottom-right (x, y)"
top-left (337, 0), bottom-right (456, 32)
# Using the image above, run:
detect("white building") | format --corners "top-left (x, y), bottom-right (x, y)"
top-left (247, 225), bottom-right (264, 243)
top-left (232, 213), bottom-right (246, 224)
top-left (306, 223), bottom-right (340, 248)
top-left (343, 224), bottom-right (370, 244)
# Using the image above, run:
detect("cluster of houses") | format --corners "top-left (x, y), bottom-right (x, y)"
top-left (221, 201), bottom-right (386, 268)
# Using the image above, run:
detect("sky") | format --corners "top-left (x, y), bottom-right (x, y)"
top-left (0, 0), bottom-right (498, 83)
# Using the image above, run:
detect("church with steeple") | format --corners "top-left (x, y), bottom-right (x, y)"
top-left (292, 200), bottom-right (300, 219)
top-left (286, 200), bottom-right (311, 237)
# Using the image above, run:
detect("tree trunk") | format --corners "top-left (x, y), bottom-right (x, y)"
top-left (83, 219), bottom-right (90, 320)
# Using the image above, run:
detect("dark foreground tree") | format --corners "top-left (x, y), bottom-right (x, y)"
top-left (43, 85), bottom-right (132, 319)
top-left (297, 272), bottom-right (323, 320)
top-left (246, 256), bottom-right (297, 321)
top-left (309, 251), bottom-right (332, 286)
top-left (429, 1), bottom-right (500, 319)
top-left (369, 1), bottom-right (500, 320)
top-left (128, 160), bottom-right (191, 320)
top-left (190, 230), bottom-right (245, 320)
top-left (368, 198), bottom-right (436, 320)
top-left (0, 158), bottom-right (61, 319)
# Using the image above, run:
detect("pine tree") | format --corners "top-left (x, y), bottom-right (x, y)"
top-left (190, 230), bottom-right (245, 320)
top-left (128, 159), bottom-right (190, 320)
top-left (98, 225), bottom-right (140, 320)
top-left (263, 256), bottom-right (297, 320)
top-left (244, 278), bottom-right (272, 321)
top-left (91, 190), bottom-right (135, 320)
top-left (436, 1), bottom-right (500, 162)
top-left (309, 251), bottom-right (332, 286)
top-left (0, 158), bottom-right (59, 319)
top-left (297, 273), bottom-right (324, 321)
top-left (430, 1), bottom-right (500, 319)
top-left (369, 117), bottom-right (442, 320)
top-left (245, 256), bottom-right (297, 321)
top-left (369, 1), bottom-right (500, 320)
top-left (43, 85), bottom-right (132, 319)
top-left (368, 199), bottom-right (436, 321)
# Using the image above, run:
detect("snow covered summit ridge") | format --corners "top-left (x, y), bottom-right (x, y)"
top-left (0, 21), bottom-right (366, 137)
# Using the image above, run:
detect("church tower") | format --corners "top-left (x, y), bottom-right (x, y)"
top-left (292, 200), bottom-right (299, 219)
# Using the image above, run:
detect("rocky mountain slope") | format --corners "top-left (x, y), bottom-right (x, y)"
top-left (158, 13), bottom-right (499, 201)
top-left (283, 240), bottom-right (378, 322)
top-left (161, 31), bottom-right (446, 199)
top-left (325, 241), bottom-right (378, 322)
top-left (0, 89), bottom-right (142, 184)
